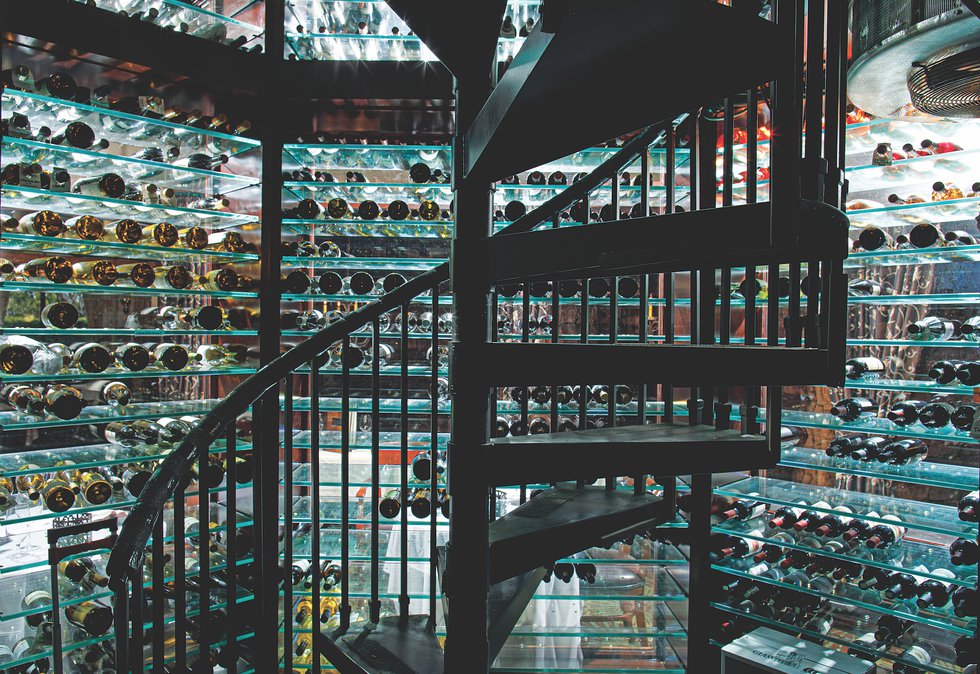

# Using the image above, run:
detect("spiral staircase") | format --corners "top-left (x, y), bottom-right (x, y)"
top-left (106, 1), bottom-right (851, 672)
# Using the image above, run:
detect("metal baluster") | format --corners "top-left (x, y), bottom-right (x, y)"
top-left (429, 289), bottom-right (439, 628)
top-left (196, 435), bottom-right (211, 669)
top-left (607, 175), bottom-right (620, 491)
top-left (579, 189), bottom-right (590, 438)
top-left (635, 145), bottom-right (651, 495)
top-left (175, 484), bottom-right (187, 671)
top-left (663, 125), bottom-right (676, 427)
top-left (697, 110), bottom-right (716, 428)
top-left (152, 516), bottom-right (165, 670)
top-left (283, 377), bottom-right (294, 671)
top-left (401, 303), bottom-right (410, 622)
top-left (341, 336), bottom-right (352, 631)
top-left (550, 214), bottom-right (561, 446)
top-left (520, 283), bottom-right (530, 503)
top-left (311, 355), bottom-right (322, 674)
top-left (370, 319), bottom-right (381, 624)
top-left (719, 96), bottom-right (734, 413)
top-left (744, 85), bottom-right (761, 436)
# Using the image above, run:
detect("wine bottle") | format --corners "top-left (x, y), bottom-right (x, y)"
top-left (961, 316), bottom-right (980, 341)
top-left (381, 273), bottom-right (406, 294)
top-left (59, 557), bottom-right (109, 588)
top-left (768, 502), bottom-right (806, 529)
top-left (73, 172), bottom-right (125, 198)
top-left (952, 587), bottom-right (978, 618)
top-left (105, 420), bottom-right (160, 447)
top-left (847, 278), bottom-right (890, 296)
top-left (44, 384), bottom-right (84, 420)
top-left (379, 489), bottom-right (401, 519)
top-left (908, 223), bottom-right (943, 248)
top-left (876, 439), bottom-right (927, 465)
top-left (71, 343), bottom-right (112, 373)
top-left (121, 463), bottom-right (154, 495)
top-left (720, 498), bottom-right (768, 522)
top-left (198, 268), bottom-right (239, 292)
top-left (813, 506), bottom-right (854, 537)
top-left (346, 271), bottom-right (375, 295)
top-left (866, 515), bottom-right (905, 549)
top-left (40, 301), bottom-right (79, 329)
top-left (917, 401), bottom-right (955, 428)
top-left (40, 476), bottom-right (75, 512)
top-left (715, 535), bottom-right (763, 559)
top-left (151, 343), bottom-right (190, 371)
top-left (849, 436), bottom-right (890, 462)
top-left (72, 260), bottom-right (119, 286)
top-left (844, 356), bottom-right (884, 379)
top-left (528, 417), bottom-right (550, 435)
top-left (17, 256), bottom-right (74, 283)
top-left (77, 471), bottom-right (113, 505)
top-left (958, 491), bottom-right (979, 523)
top-left (65, 214), bottom-right (105, 241)
top-left (829, 397), bottom-right (877, 421)
top-left (1, 384), bottom-right (44, 415)
top-left (886, 400), bottom-right (927, 426)
top-left (409, 489), bottom-right (431, 518)
top-left (793, 501), bottom-right (832, 532)
top-left (907, 316), bottom-right (960, 341)
top-left (503, 200), bottom-right (526, 222)
top-left (419, 200), bottom-right (440, 221)
top-left (955, 361), bottom-right (980, 386)
top-left (875, 615), bottom-right (915, 645)
top-left (318, 271), bottom-right (343, 295)
top-left (825, 433), bottom-right (863, 458)
top-left (855, 227), bottom-right (891, 251)
top-left (928, 359), bottom-right (968, 384)
top-left (65, 601), bottom-right (113, 635)
top-left (21, 589), bottom-right (53, 627)
top-left (50, 121), bottom-right (100, 149)
top-left (281, 270), bottom-right (312, 294)
top-left (915, 568), bottom-right (956, 608)
top-left (115, 262), bottom-right (156, 288)
top-left (951, 404), bottom-right (976, 432)
top-left (857, 566), bottom-right (890, 590)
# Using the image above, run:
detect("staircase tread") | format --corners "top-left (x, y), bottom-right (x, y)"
top-left (492, 422), bottom-right (762, 446)
top-left (317, 615), bottom-right (444, 674)
top-left (488, 485), bottom-right (665, 584)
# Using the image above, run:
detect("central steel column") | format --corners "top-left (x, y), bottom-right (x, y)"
top-left (446, 74), bottom-right (494, 672)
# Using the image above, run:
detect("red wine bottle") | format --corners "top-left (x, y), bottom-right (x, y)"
top-left (886, 400), bottom-right (927, 426)
top-left (958, 491), bottom-right (979, 523)
top-left (829, 397), bottom-right (877, 421)
top-left (950, 537), bottom-right (978, 566)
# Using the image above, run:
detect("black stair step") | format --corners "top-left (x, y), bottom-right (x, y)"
top-left (485, 201), bottom-right (848, 284)
top-left (315, 615), bottom-right (444, 674)
top-left (463, 0), bottom-right (784, 181)
top-left (488, 485), bottom-right (666, 585)
top-left (436, 546), bottom-right (549, 662)
top-left (464, 342), bottom-right (842, 388)
top-left (384, 0), bottom-right (508, 81)
top-left (488, 423), bottom-right (773, 487)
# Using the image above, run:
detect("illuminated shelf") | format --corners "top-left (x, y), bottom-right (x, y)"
top-left (283, 144), bottom-right (451, 173)
top-left (2, 136), bottom-right (260, 196)
top-left (844, 244), bottom-right (980, 268)
top-left (714, 475), bottom-right (977, 540)
top-left (780, 409), bottom-right (978, 445)
top-left (0, 365), bottom-right (256, 383)
top-left (2, 88), bottom-right (259, 160)
top-left (0, 279), bottom-right (258, 299)
top-left (779, 445), bottom-right (979, 491)
top-left (0, 398), bottom-right (221, 431)
top-left (846, 148), bottom-right (980, 193)
top-left (841, 376), bottom-right (975, 396)
top-left (845, 196), bottom-right (980, 230)
top-left (282, 217), bottom-right (453, 238)
top-left (0, 327), bottom-right (258, 337)
top-left (280, 256), bottom-right (444, 271)
top-left (0, 232), bottom-right (258, 264)
top-left (74, 0), bottom-right (263, 43)
top-left (1, 184), bottom-right (258, 228)
top-left (713, 517), bottom-right (976, 587)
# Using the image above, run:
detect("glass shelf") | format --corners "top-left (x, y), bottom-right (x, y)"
top-left (74, 0), bottom-right (264, 46)
top-left (841, 376), bottom-right (975, 396)
top-left (1, 184), bottom-right (258, 228)
top-left (0, 279), bottom-right (258, 300)
top-left (280, 256), bottom-right (444, 271)
top-left (847, 292), bottom-right (980, 306)
top-left (780, 410), bottom-right (978, 446)
top-left (0, 232), bottom-right (259, 264)
top-left (283, 217), bottom-right (453, 239)
top-left (844, 244), bottom-right (980, 268)
top-left (779, 445), bottom-right (979, 492)
top-left (283, 144), bottom-right (452, 173)
top-left (846, 338), bottom-right (980, 349)
top-left (2, 137), bottom-right (260, 196)
top-left (0, 327), bottom-right (258, 337)
top-left (712, 600), bottom-right (963, 674)
top-left (845, 196), bottom-right (980, 230)
top-left (287, 430), bottom-right (448, 451)
top-left (0, 440), bottom-right (251, 479)
top-left (0, 398), bottom-right (220, 431)
top-left (2, 89), bottom-right (260, 160)
top-left (712, 560), bottom-right (976, 636)
top-left (713, 476), bottom-right (977, 540)
top-left (712, 518), bottom-right (975, 588)
top-left (283, 397), bottom-right (682, 418)
top-left (0, 365), bottom-right (256, 383)
top-left (846, 148), bottom-right (980, 193)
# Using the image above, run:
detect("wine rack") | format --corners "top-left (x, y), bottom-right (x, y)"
top-left (709, 104), bottom-right (980, 672)
top-left (278, 139), bottom-right (698, 671)
top-left (0, 68), bottom-right (261, 672)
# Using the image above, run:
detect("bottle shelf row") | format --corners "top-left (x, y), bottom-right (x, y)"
top-left (2, 88), bottom-right (260, 160)
top-left (2, 137), bottom-right (260, 195)
top-left (0, 365), bottom-right (257, 384)
top-left (712, 561), bottom-right (975, 636)
top-left (713, 476), bottom-right (976, 541)
top-left (0, 231), bottom-right (259, 264)
top-left (712, 518), bottom-right (974, 588)
top-left (1, 185), bottom-right (258, 229)
top-left (0, 398), bottom-right (220, 431)
top-left (778, 445), bottom-right (979, 492)
top-left (779, 410), bottom-right (977, 446)
top-left (711, 600), bottom-right (963, 674)
top-left (0, 279), bottom-right (258, 299)
top-left (0, 328), bottom-right (258, 338)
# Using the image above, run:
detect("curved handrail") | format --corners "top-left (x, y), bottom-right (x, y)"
top-left (105, 119), bottom-right (671, 591)
top-left (106, 262), bottom-right (449, 589)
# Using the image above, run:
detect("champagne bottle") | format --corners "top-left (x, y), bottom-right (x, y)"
top-left (65, 601), bottom-right (114, 636)
top-left (151, 222), bottom-right (179, 247)
top-left (2, 384), bottom-right (44, 414)
top-left (829, 397), bottom-right (877, 421)
top-left (59, 556), bottom-right (109, 587)
top-left (151, 343), bottom-right (190, 371)
top-left (418, 200), bottom-right (440, 221)
top-left (21, 589), bottom-right (53, 627)
top-left (114, 343), bottom-right (151, 371)
top-left (17, 256), bottom-right (74, 283)
top-left (179, 226), bottom-right (209, 249)
top-left (72, 173), bottom-right (125, 198)
top-left (379, 489), bottom-right (401, 519)
top-left (108, 218), bottom-right (144, 244)
top-left (207, 230), bottom-right (248, 253)
top-left (117, 262), bottom-right (157, 288)
top-left (81, 380), bottom-right (131, 407)
top-left (907, 316), bottom-right (960, 341)
top-left (318, 271), bottom-right (343, 295)
top-left (72, 260), bottom-right (119, 286)
top-left (358, 200), bottom-right (380, 220)
top-left (40, 476), bottom-right (76, 512)
top-left (908, 223), bottom-right (943, 248)
top-left (281, 270), bottom-right (312, 294)
top-left (0, 337), bottom-right (63, 375)
top-left (65, 214), bottom-right (104, 241)
top-left (197, 268), bottom-right (239, 292)
top-left (844, 356), bottom-right (884, 379)
top-left (70, 343), bottom-right (112, 373)
top-left (326, 197), bottom-right (351, 219)
top-left (44, 384), bottom-right (84, 420)
top-left (40, 301), bottom-right (79, 329)
top-left (77, 471), bottom-right (113, 505)
top-left (153, 265), bottom-right (194, 289)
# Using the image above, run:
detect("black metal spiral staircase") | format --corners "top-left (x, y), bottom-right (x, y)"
top-left (106, 1), bottom-right (850, 672)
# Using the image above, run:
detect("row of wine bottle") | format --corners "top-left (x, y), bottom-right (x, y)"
top-left (832, 391), bottom-right (978, 424)
top-left (822, 434), bottom-right (933, 465)
top-left (3, 161), bottom-right (236, 213)
top-left (1, 255), bottom-right (248, 293)
top-left (852, 222), bottom-right (977, 252)
top-left (284, 197), bottom-right (452, 222)
top-left (0, 337), bottom-right (250, 376)
top-left (501, 384), bottom-right (633, 407)
top-left (850, 180), bottom-right (978, 207)
top-left (871, 138), bottom-right (964, 163)
top-left (4, 208), bottom-right (249, 251)
top-left (717, 543), bottom-right (975, 616)
top-left (720, 581), bottom-right (977, 668)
